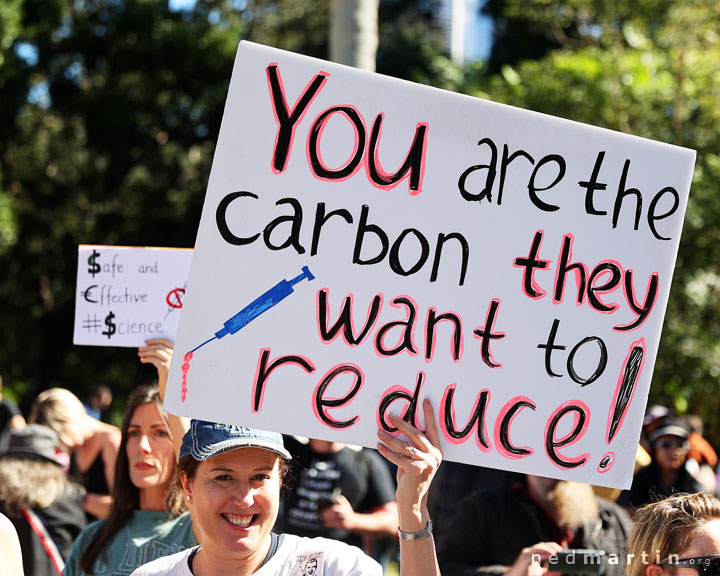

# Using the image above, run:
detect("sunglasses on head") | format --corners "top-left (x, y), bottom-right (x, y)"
top-left (663, 555), bottom-right (720, 576)
top-left (654, 438), bottom-right (689, 451)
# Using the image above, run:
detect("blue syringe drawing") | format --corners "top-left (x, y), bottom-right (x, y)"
top-left (188, 266), bottom-right (315, 354)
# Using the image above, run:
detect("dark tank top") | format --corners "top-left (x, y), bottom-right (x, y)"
top-left (70, 451), bottom-right (109, 522)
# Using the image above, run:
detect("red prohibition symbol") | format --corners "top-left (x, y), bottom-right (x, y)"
top-left (166, 288), bottom-right (185, 309)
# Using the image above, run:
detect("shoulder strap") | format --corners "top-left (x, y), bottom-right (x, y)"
top-left (21, 508), bottom-right (65, 575)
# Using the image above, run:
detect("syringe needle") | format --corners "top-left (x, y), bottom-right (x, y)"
top-left (189, 336), bottom-right (217, 354)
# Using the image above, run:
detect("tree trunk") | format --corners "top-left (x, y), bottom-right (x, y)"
top-left (330, 0), bottom-right (379, 72)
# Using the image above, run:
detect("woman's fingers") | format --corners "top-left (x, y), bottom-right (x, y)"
top-left (523, 542), bottom-right (563, 558)
top-left (377, 430), bottom-right (422, 461)
top-left (138, 339), bottom-right (174, 354)
top-left (421, 398), bottom-right (441, 451)
top-left (376, 440), bottom-right (414, 467)
top-left (386, 411), bottom-right (434, 453)
top-left (376, 425), bottom-right (411, 451)
top-left (383, 401), bottom-right (442, 461)
top-left (138, 349), bottom-right (171, 362)
top-left (138, 339), bottom-right (174, 360)
top-left (138, 339), bottom-right (174, 381)
top-left (519, 542), bottom-right (564, 569)
top-left (376, 398), bottom-right (442, 471)
top-left (142, 338), bottom-right (174, 348)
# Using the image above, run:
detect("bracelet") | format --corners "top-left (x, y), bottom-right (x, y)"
top-left (398, 519), bottom-right (433, 541)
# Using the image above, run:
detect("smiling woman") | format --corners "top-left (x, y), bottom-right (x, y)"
top-left (129, 398), bottom-right (444, 576)
top-left (133, 422), bottom-right (380, 575)
top-left (184, 447), bottom-right (286, 558)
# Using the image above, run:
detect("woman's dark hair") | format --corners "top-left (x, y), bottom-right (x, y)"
top-left (79, 384), bottom-right (185, 573)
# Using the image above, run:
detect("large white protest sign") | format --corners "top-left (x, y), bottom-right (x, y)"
top-left (165, 41), bottom-right (695, 488)
top-left (74, 245), bottom-right (193, 347)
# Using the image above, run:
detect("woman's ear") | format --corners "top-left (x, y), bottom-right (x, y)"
top-left (180, 471), bottom-right (191, 500)
top-left (646, 564), bottom-right (664, 576)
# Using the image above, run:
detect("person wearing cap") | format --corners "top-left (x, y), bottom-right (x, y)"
top-left (276, 436), bottom-right (398, 554)
top-left (618, 415), bottom-right (704, 514)
top-left (28, 386), bottom-right (121, 521)
top-left (130, 397), bottom-right (443, 576)
top-left (0, 424), bottom-right (86, 576)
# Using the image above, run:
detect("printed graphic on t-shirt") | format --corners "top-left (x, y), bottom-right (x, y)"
top-left (291, 552), bottom-right (322, 576)
top-left (287, 459), bottom-right (341, 530)
top-left (91, 538), bottom-right (189, 574)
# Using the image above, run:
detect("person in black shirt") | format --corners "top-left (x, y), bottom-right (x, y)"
top-left (437, 474), bottom-right (632, 576)
top-left (618, 416), bottom-right (704, 513)
top-left (278, 437), bottom-right (398, 553)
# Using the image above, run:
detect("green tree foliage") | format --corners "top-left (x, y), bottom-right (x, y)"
top-left (6, 0), bottom-right (715, 445)
top-left (0, 0), bottom-right (458, 415)
top-left (466, 0), bottom-right (720, 441)
top-left (1, 0), bottom-right (252, 410)
top-left (0, 0), bottom-right (24, 252)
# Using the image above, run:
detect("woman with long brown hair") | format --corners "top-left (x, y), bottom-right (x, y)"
top-left (62, 340), bottom-right (197, 576)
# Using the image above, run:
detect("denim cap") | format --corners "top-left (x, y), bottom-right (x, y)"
top-left (179, 419), bottom-right (291, 462)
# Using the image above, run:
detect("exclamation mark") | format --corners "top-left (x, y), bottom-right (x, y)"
top-left (597, 338), bottom-right (645, 473)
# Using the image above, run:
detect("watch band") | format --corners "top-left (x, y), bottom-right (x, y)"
top-left (398, 519), bottom-right (433, 541)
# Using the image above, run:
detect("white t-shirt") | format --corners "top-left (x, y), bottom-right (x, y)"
top-left (129, 534), bottom-right (382, 576)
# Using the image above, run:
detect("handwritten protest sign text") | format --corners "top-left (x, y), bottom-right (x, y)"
top-left (166, 42), bottom-right (695, 489)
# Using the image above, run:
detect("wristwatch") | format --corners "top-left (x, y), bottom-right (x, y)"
top-left (398, 519), bottom-right (433, 541)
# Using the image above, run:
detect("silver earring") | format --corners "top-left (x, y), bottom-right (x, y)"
top-left (185, 495), bottom-right (191, 502)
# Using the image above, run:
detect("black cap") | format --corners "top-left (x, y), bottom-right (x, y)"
top-left (0, 424), bottom-right (62, 465)
top-left (648, 416), bottom-right (691, 444)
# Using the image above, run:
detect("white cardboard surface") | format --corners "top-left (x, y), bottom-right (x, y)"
top-left (165, 42), bottom-right (695, 489)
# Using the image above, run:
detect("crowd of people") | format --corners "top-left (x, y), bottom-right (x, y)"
top-left (1, 342), bottom-right (720, 575)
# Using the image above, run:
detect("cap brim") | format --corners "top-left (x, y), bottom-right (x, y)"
top-left (190, 438), bottom-right (291, 461)
top-left (650, 426), bottom-right (689, 442)
top-left (0, 451), bottom-right (62, 466)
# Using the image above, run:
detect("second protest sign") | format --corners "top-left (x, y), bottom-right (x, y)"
top-left (74, 245), bottom-right (193, 347)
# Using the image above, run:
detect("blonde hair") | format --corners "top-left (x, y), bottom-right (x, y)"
top-left (626, 492), bottom-right (720, 576)
top-left (28, 388), bottom-right (88, 451)
top-left (0, 458), bottom-right (82, 515)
